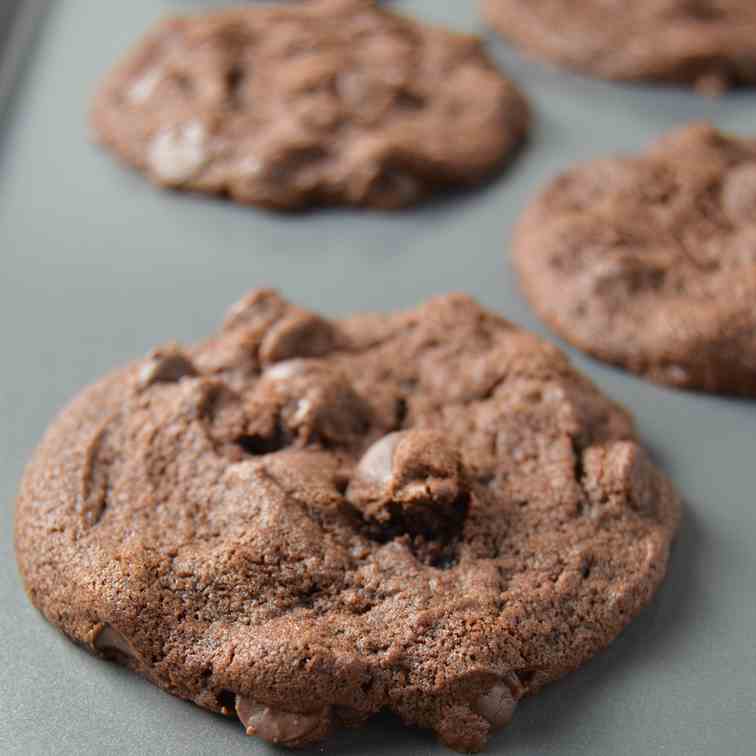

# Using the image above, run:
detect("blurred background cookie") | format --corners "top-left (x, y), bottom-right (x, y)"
top-left (514, 123), bottom-right (756, 396)
top-left (92, 0), bottom-right (529, 210)
top-left (482, 0), bottom-right (756, 94)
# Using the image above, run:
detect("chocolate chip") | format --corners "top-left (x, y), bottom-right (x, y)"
top-left (223, 289), bottom-right (288, 333)
top-left (93, 625), bottom-right (139, 662)
top-left (259, 310), bottom-right (340, 365)
top-left (190, 380), bottom-right (253, 462)
top-left (352, 431), bottom-right (403, 487)
top-left (348, 430), bottom-right (469, 541)
top-left (138, 343), bottom-right (197, 388)
top-left (582, 441), bottom-right (660, 518)
top-left (235, 694), bottom-right (331, 747)
top-left (147, 121), bottom-right (209, 185)
top-left (245, 362), bottom-right (372, 450)
top-left (472, 680), bottom-right (518, 730)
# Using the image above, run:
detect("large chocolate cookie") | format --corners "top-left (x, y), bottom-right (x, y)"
top-left (514, 123), bottom-right (756, 396)
top-left (482, 0), bottom-right (756, 93)
top-left (91, 0), bottom-right (528, 210)
top-left (16, 291), bottom-right (680, 752)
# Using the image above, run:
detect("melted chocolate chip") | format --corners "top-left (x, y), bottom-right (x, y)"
top-left (137, 344), bottom-right (197, 388)
top-left (472, 680), bottom-right (518, 730)
top-left (235, 694), bottom-right (331, 747)
top-left (259, 311), bottom-right (339, 365)
top-left (94, 625), bottom-right (140, 663)
top-left (246, 361), bottom-right (372, 449)
top-left (348, 430), bottom-right (469, 565)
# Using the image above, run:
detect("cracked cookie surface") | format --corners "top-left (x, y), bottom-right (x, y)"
top-left (514, 123), bottom-right (756, 396)
top-left (91, 0), bottom-right (528, 210)
top-left (483, 0), bottom-right (756, 93)
top-left (15, 291), bottom-right (680, 752)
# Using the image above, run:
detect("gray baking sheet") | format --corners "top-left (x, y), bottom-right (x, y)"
top-left (2, 2), bottom-right (756, 755)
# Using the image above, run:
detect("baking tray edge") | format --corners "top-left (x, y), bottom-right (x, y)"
top-left (0, 0), bottom-right (52, 126)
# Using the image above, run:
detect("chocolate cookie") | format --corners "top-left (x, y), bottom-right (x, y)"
top-left (482, 0), bottom-right (756, 93)
top-left (513, 123), bottom-right (756, 396)
top-left (15, 291), bottom-right (680, 752)
top-left (91, 0), bottom-right (529, 210)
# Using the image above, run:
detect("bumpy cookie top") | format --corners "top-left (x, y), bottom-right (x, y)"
top-left (91, 0), bottom-right (528, 209)
top-left (16, 292), bottom-right (680, 752)
top-left (483, 0), bottom-right (756, 92)
top-left (514, 123), bottom-right (756, 395)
